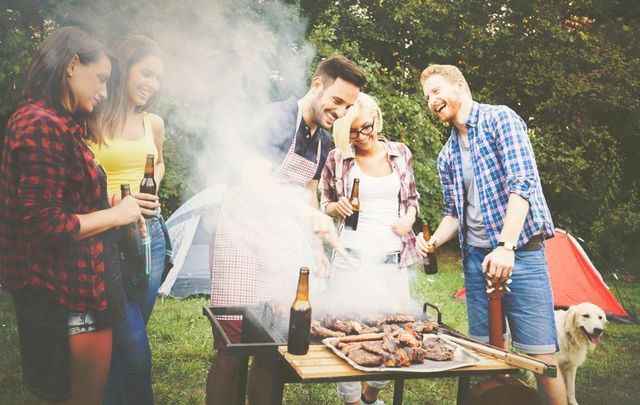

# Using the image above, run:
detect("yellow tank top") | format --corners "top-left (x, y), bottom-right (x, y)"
top-left (90, 112), bottom-right (159, 197)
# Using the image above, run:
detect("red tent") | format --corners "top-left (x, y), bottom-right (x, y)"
top-left (454, 229), bottom-right (630, 320)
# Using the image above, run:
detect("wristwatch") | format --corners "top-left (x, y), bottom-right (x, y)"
top-left (497, 241), bottom-right (517, 251)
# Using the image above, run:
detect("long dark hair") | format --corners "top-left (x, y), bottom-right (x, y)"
top-left (24, 26), bottom-right (110, 114)
top-left (93, 34), bottom-right (164, 145)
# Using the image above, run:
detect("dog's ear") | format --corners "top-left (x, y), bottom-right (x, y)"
top-left (564, 306), bottom-right (578, 332)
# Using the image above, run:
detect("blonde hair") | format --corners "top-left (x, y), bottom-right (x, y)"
top-left (420, 64), bottom-right (471, 96)
top-left (332, 92), bottom-right (383, 157)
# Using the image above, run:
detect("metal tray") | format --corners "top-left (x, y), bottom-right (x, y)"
top-left (323, 333), bottom-right (482, 373)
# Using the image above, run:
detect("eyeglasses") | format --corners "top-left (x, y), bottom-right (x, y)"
top-left (349, 121), bottom-right (375, 140)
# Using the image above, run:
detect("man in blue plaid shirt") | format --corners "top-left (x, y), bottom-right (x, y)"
top-left (416, 65), bottom-right (567, 404)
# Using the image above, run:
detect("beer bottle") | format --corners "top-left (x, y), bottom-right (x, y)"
top-left (287, 267), bottom-right (312, 355)
top-left (139, 154), bottom-right (157, 195)
top-left (120, 184), bottom-right (146, 300)
top-left (344, 178), bottom-right (360, 230)
top-left (422, 222), bottom-right (438, 274)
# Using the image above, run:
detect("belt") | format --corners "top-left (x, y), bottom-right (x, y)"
top-left (519, 234), bottom-right (544, 251)
top-left (471, 234), bottom-right (544, 253)
top-left (344, 248), bottom-right (401, 265)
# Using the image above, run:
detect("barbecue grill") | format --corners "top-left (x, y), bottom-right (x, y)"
top-left (203, 301), bottom-right (443, 355)
top-left (203, 301), bottom-right (446, 404)
top-left (203, 302), bottom-right (556, 405)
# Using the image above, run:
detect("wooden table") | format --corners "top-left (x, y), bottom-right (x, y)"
top-left (272, 345), bottom-right (520, 404)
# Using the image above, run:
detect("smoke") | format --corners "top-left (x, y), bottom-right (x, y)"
top-left (48, 0), bottom-right (423, 316)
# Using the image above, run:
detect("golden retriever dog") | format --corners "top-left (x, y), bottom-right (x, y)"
top-left (555, 302), bottom-right (607, 405)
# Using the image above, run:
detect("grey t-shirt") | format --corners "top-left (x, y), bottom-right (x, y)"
top-left (459, 135), bottom-right (491, 248)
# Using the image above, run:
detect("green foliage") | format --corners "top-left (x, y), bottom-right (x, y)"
top-left (0, 7), bottom-right (51, 153)
top-left (298, 0), bottom-right (640, 275)
top-left (1, 0), bottom-right (639, 274)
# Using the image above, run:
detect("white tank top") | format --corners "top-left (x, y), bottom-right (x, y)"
top-left (339, 163), bottom-right (402, 252)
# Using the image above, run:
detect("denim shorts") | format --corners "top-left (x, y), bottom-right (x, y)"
top-left (462, 244), bottom-right (558, 354)
top-left (68, 310), bottom-right (97, 336)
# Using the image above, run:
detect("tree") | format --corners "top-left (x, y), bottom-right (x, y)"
top-left (296, 0), bottom-right (640, 274)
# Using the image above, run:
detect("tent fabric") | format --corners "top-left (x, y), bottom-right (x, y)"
top-left (158, 185), bottom-right (226, 298)
top-left (454, 229), bottom-right (629, 319)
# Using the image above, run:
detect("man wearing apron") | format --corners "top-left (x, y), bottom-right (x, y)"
top-left (207, 56), bottom-right (367, 405)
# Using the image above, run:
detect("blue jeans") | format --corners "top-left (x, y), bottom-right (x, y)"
top-left (462, 244), bottom-right (558, 354)
top-left (103, 217), bottom-right (166, 405)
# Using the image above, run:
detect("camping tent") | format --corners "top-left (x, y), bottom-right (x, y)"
top-left (158, 185), bottom-right (226, 298)
top-left (454, 229), bottom-right (630, 320)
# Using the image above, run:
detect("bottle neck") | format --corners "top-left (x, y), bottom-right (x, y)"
top-left (121, 186), bottom-right (131, 197)
top-left (350, 181), bottom-right (359, 199)
top-left (350, 180), bottom-right (360, 208)
top-left (295, 272), bottom-right (309, 301)
top-left (144, 158), bottom-right (155, 177)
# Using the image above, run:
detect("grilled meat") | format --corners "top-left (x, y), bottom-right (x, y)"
top-left (347, 348), bottom-right (383, 367)
top-left (332, 332), bottom-right (385, 344)
top-left (397, 329), bottom-right (422, 348)
top-left (320, 315), bottom-right (337, 328)
top-left (360, 326), bottom-right (381, 335)
top-left (310, 321), bottom-right (346, 338)
top-left (382, 333), bottom-right (397, 354)
top-left (401, 347), bottom-right (427, 364)
top-left (413, 319), bottom-right (439, 334)
top-left (341, 343), bottom-right (363, 355)
top-left (385, 314), bottom-right (415, 323)
top-left (360, 341), bottom-right (387, 356)
top-left (393, 347), bottom-right (411, 367)
top-left (348, 320), bottom-right (363, 334)
top-left (331, 321), bottom-right (353, 334)
top-left (422, 336), bottom-right (455, 361)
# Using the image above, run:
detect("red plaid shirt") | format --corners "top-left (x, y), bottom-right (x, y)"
top-left (0, 100), bottom-right (108, 311)
top-left (320, 137), bottom-right (421, 267)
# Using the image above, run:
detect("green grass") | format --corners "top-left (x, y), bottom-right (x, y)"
top-left (1, 250), bottom-right (639, 404)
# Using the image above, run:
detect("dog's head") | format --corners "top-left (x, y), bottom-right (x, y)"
top-left (565, 302), bottom-right (607, 346)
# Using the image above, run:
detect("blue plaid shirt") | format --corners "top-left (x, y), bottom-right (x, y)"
top-left (437, 101), bottom-right (554, 248)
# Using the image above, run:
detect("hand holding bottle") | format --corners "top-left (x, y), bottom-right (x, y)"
top-left (133, 192), bottom-right (161, 217)
top-left (332, 196), bottom-right (354, 218)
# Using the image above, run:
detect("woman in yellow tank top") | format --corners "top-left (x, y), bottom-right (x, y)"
top-left (89, 34), bottom-right (169, 404)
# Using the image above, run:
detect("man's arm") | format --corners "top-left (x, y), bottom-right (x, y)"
top-left (497, 193), bottom-right (530, 246)
top-left (483, 107), bottom-right (537, 282)
top-left (416, 215), bottom-right (458, 256)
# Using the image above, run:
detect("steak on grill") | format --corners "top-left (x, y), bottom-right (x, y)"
top-left (347, 348), bottom-right (383, 367)
top-left (422, 336), bottom-right (455, 361)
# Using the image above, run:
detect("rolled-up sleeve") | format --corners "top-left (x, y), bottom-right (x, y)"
top-left (319, 150), bottom-right (338, 213)
top-left (492, 108), bottom-right (538, 202)
top-left (437, 151), bottom-right (457, 218)
top-left (401, 146), bottom-right (420, 213)
top-left (15, 119), bottom-right (80, 245)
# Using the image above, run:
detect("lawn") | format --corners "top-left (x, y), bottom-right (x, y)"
top-left (1, 250), bottom-right (639, 404)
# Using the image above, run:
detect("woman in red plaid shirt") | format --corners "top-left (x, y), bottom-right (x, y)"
top-left (0, 27), bottom-right (143, 403)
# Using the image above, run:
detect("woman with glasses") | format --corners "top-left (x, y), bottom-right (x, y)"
top-left (320, 93), bottom-right (421, 405)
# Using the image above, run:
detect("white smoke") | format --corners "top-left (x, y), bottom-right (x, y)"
top-left (49, 0), bottom-right (423, 316)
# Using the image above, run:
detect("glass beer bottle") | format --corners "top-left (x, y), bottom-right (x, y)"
top-left (287, 267), bottom-right (312, 355)
top-left (120, 184), bottom-right (144, 259)
top-left (422, 222), bottom-right (438, 274)
top-left (344, 178), bottom-right (360, 230)
top-left (139, 154), bottom-right (157, 195)
top-left (120, 184), bottom-right (146, 300)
